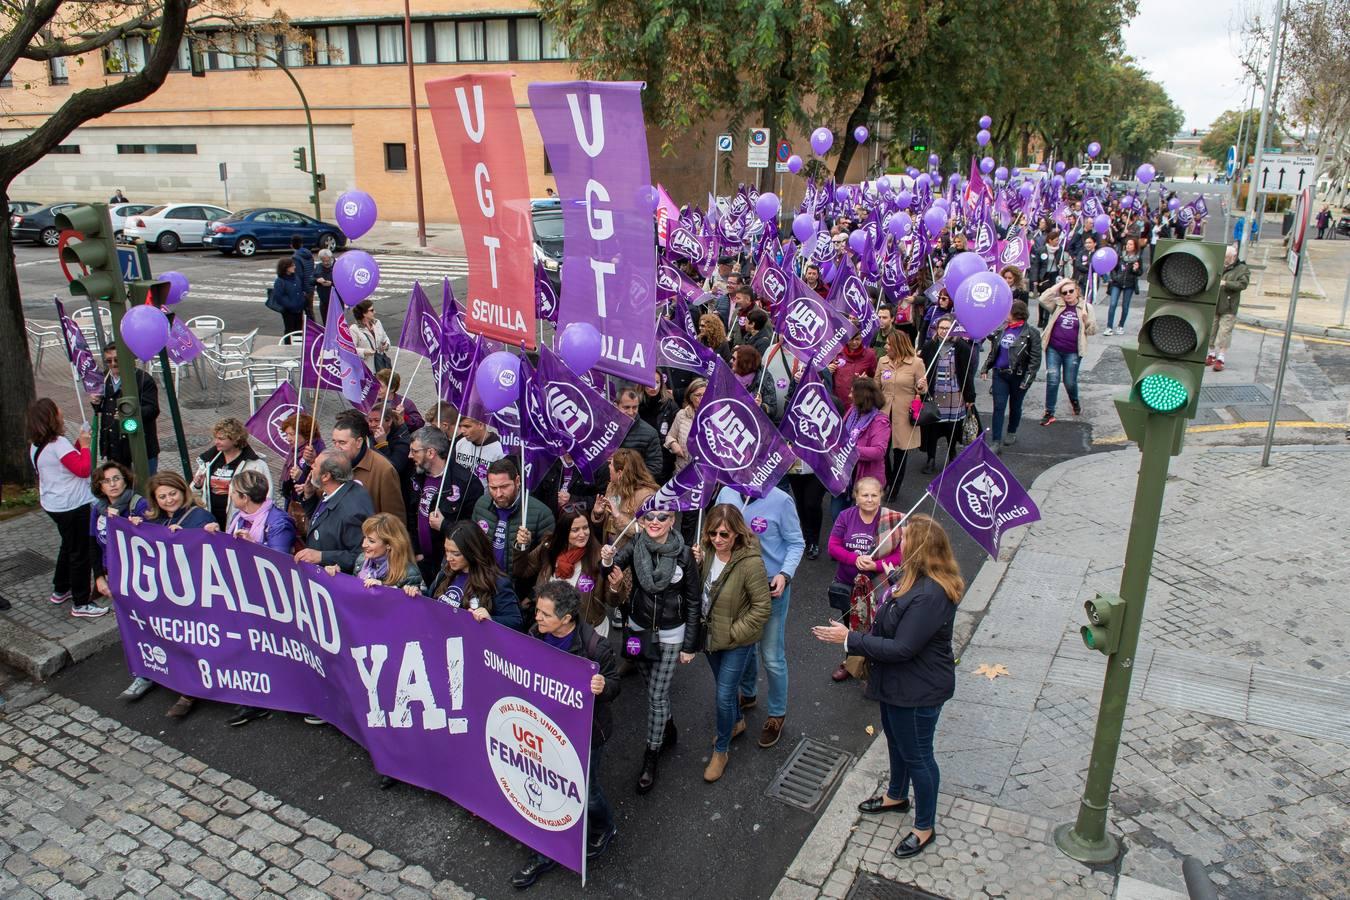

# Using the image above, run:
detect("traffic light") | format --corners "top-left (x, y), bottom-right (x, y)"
top-left (910, 127), bottom-right (927, 152)
top-left (129, 278), bottom-right (171, 308)
top-left (314, 173), bottom-right (326, 192)
top-left (293, 146), bottom-right (308, 172)
top-left (54, 204), bottom-right (121, 301)
top-left (115, 397), bottom-right (141, 436)
top-left (1080, 593), bottom-right (1126, 655)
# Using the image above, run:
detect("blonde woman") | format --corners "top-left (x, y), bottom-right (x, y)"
top-left (192, 417), bottom-right (271, 529)
top-left (875, 331), bottom-right (927, 497)
top-left (329, 513), bottom-right (424, 594)
top-left (664, 377), bottom-right (707, 475)
top-left (591, 448), bottom-right (658, 545)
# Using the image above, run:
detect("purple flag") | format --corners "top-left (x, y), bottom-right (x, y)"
top-left (165, 317), bottom-right (205, 365)
top-left (970, 199), bottom-right (998, 268)
top-left (751, 252), bottom-right (791, 312)
top-left (54, 298), bottom-right (105, 396)
top-left (927, 437), bottom-right (1041, 559)
top-left (529, 81), bottom-right (657, 385)
top-left (534, 262), bottom-right (559, 324)
top-left (519, 358), bottom-right (574, 491)
top-left (105, 517), bottom-right (594, 875)
top-left (778, 367), bottom-right (857, 495)
top-left (321, 288), bottom-right (345, 356)
top-left (686, 361), bottom-right (796, 498)
top-left (655, 318), bottom-right (718, 378)
top-left (641, 463), bottom-right (717, 514)
top-left (302, 320), bottom-right (379, 412)
top-left (397, 281), bottom-right (443, 360)
top-left (244, 381), bottom-right (303, 458)
top-left (535, 346), bottom-right (634, 480)
top-left (773, 276), bottom-right (856, 371)
top-left (998, 233), bottom-right (1032, 270)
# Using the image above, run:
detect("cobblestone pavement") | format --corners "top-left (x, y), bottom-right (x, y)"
top-left (0, 695), bottom-right (474, 900)
top-left (776, 445), bottom-right (1350, 900)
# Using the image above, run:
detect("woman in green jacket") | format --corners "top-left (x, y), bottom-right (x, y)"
top-left (694, 504), bottom-right (772, 783)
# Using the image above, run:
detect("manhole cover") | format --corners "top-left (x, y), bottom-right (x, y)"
top-left (765, 738), bottom-right (852, 812)
top-left (0, 549), bottom-right (54, 583)
top-left (846, 872), bottom-right (951, 900)
top-left (1197, 383), bottom-right (1271, 406)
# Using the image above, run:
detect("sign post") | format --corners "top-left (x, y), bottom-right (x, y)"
top-left (219, 162), bottom-right (230, 208)
top-left (1262, 183), bottom-right (1316, 468)
top-left (748, 127), bottom-right (770, 192)
top-left (714, 132), bottom-right (733, 202)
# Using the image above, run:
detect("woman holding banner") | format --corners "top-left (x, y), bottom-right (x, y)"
top-left (427, 522), bottom-right (523, 630)
top-left (601, 508), bottom-right (700, 794)
top-left (335, 513), bottom-right (423, 594)
top-left (514, 507), bottom-right (619, 636)
top-left (206, 470), bottom-right (296, 553)
top-left (813, 515), bottom-right (963, 861)
top-left (91, 462), bottom-right (148, 601)
top-left (827, 477), bottom-right (903, 683)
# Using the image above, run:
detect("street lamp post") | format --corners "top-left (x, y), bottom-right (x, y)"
top-left (1238, 0), bottom-right (1285, 261)
top-left (402, 0), bottom-right (428, 248)
top-left (274, 58), bottom-right (322, 221)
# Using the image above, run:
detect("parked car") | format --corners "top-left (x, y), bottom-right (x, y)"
top-left (204, 208), bottom-right (347, 257)
top-left (109, 203), bottom-right (155, 241)
top-left (1336, 216), bottom-right (1350, 238)
top-left (10, 202), bottom-right (80, 246)
top-left (7, 200), bottom-right (43, 216)
top-left (122, 203), bottom-right (232, 252)
top-left (531, 198), bottom-right (563, 291)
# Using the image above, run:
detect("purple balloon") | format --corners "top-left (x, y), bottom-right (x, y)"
top-left (853, 125), bottom-right (870, 144)
top-left (1168, 197), bottom-right (1180, 211)
top-left (978, 115), bottom-right (992, 130)
top-left (1121, 194), bottom-right (1135, 210)
top-left (792, 213), bottom-right (816, 244)
top-left (885, 213), bottom-right (907, 239)
top-left (980, 156), bottom-right (995, 175)
top-left (994, 166), bottom-right (1009, 182)
top-left (637, 185), bottom-right (660, 213)
top-left (928, 154), bottom-right (940, 168)
top-left (121, 304), bottom-right (170, 362)
top-left (848, 229), bottom-right (868, 255)
top-left (1091, 247), bottom-right (1119, 276)
top-left (557, 323), bottom-right (602, 375)
top-left (810, 127), bottom-right (833, 156)
top-left (1018, 182), bottom-right (1035, 202)
top-left (332, 250), bottom-right (380, 305)
top-left (914, 173), bottom-right (932, 192)
top-left (876, 175), bottom-right (892, 192)
top-left (834, 186), bottom-right (851, 204)
top-left (944, 251), bottom-right (989, 296)
top-left (976, 129), bottom-right (991, 147)
top-left (755, 192), bottom-right (780, 223)
top-left (933, 197), bottom-right (951, 211)
top-left (896, 189), bottom-right (915, 209)
top-left (948, 172), bottom-right (961, 185)
top-left (1051, 175), bottom-right (1065, 189)
top-left (334, 190), bottom-right (378, 241)
top-left (922, 207), bottom-right (948, 236)
top-left (1065, 167), bottom-right (1082, 186)
top-left (474, 351), bottom-right (521, 413)
top-left (1093, 213), bottom-right (1111, 235)
top-left (896, 212), bottom-right (913, 237)
top-left (1054, 161), bottom-right (1067, 174)
top-left (787, 154), bottom-right (803, 174)
top-left (160, 271), bottom-right (189, 306)
top-left (1087, 141), bottom-right (1102, 159)
top-left (953, 271), bottom-right (1013, 342)
top-left (1136, 163), bottom-right (1156, 184)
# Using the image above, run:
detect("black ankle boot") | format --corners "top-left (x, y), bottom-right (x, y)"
top-left (636, 748), bottom-right (659, 794)
top-left (660, 718), bottom-right (678, 753)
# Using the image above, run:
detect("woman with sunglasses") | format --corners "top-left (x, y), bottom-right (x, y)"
top-left (1036, 277), bottom-right (1097, 425)
top-left (692, 505), bottom-right (772, 782)
top-left (515, 507), bottom-right (622, 636)
top-left (600, 507), bottom-right (700, 794)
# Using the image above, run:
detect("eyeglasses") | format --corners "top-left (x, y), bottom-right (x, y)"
top-left (1060, 288), bottom-right (1077, 296)
top-left (642, 512), bottom-right (672, 523)
top-left (708, 529), bottom-right (734, 538)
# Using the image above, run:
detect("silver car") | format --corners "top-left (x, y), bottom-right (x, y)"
top-left (109, 203), bottom-right (155, 241)
top-left (121, 202), bottom-right (231, 252)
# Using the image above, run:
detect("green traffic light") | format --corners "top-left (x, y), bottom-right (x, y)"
top-left (120, 417), bottom-right (139, 435)
top-left (1139, 373), bottom-right (1189, 412)
top-left (1081, 625), bottom-right (1101, 650)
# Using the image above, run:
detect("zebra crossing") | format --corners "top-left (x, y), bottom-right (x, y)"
top-left (183, 254), bottom-right (470, 307)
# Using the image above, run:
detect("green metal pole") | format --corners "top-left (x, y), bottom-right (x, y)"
top-left (106, 289), bottom-right (151, 490)
top-left (277, 61), bottom-right (321, 220)
top-left (1054, 412), bottom-right (1185, 863)
top-left (129, 244), bottom-right (191, 476)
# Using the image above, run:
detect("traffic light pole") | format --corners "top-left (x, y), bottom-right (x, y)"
top-left (105, 282), bottom-right (152, 491)
top-left (130, 242), bottom-right (192, 476)
top-left (1055, 412), bottom-right (1185, 863)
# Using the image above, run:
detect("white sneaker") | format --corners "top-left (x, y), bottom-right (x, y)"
top-left (1104, 328), bottom-right (1115, 336)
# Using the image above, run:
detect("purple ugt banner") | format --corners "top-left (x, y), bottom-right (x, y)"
top-left (397, 281), bottom-right (443, 361)
top-left (244, 381), bottom-right (303, 459)
top-left (778, 367), bottom-right (857, 496)
top-left (535, 346), bottom-right (634, 480)
top-left (165, 317), bottom-right (206, 365)
top-left (641, 462), bottom-right (717, 514)
top-left (774, 276), bottom-right (856, 371)
top-left (301, 320), bottom-right (379, 413)
top-left (655, 317), bottom-right (718, 378)
top-left (54, 298), bottom-right (105, 396)
top-left (104, 518), bottom-right (595, 875)
top-left (926, 436), bottom-right (1041, 559)
top-left (529, 81), bottom-right (657, 386)
top-left (686, 361), bottom-right (796, 499)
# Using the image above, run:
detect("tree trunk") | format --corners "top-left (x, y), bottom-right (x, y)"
top-left (833, 69), bottom-right (883, 182)
top-left (0, 183), bottom-right (38, 487)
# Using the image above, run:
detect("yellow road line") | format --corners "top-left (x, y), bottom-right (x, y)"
top-left (1094, 420), bottom-right (1349, 445)
top-left (1235, 322), bottom-right (1350, 346)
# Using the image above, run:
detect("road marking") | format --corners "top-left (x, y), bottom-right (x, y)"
top-left (1094, 420), bottom-right (1348, 445)
top-left (1235, 322), bottom-right (1350, 347)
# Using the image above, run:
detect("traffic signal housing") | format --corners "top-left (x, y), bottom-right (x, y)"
top-left (54, 204), bottom-right (122, 301)
top-left (129, 278), bottom-right (172, 308)
top-left (1080, 593), bottom-right (1126, 656)
top-left (115, 397), bottom-right (141, 436)
top-left (293, 146), bottom-right (308, 172)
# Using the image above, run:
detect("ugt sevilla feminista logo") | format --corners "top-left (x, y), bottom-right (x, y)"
top-left (266, 404), bottom-right (293, 452)
top-left (697, 398), bottom-right (761, 474)
top-left (656, 264), bottom-right (681, 293)
top-left (485, 697), bottom-right (585, 831)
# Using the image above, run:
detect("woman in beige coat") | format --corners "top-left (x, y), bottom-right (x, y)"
top-left (875, 331), bottom-right (928, 498)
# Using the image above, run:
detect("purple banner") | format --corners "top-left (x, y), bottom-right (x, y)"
top-left (655, 318), bottom-right (718, 377)
top-left (535, 262), bottom-right (559, 324)
top-left (244, 382), bottom-right (303, 459)
top-left (54, 298), bottom-right (105, 396)
top-left (535, 346), bottom-right (634, 480)
top-left (641, 462), bottom-right (717, 514)
top-left (105, 518), bottom-right (594, 874)
top-left (751, 252), bottom-right (790, 311)
top-left (397, 281), bottom-right (443, 361)
top-left (686, 362), bottom-right (795, 498)
top-left (773, 276), bottom-right (856, 371)
top-left (166, 317), bottom-right (206, 365)
top-left (302, 320), bottom-right (379, 412)
top-left (778, 367), bottom-right (857, 495)
top-left (529, 81), bottom-right (656, 385)
top-left (927, 436), bottom-right (1040, 559)
top-left (997, 234), bottom-right (1031, 271)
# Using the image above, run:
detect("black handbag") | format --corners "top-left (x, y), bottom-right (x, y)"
top-left (264, 287), bottom-right (283, 313)
top-left (373, 351), bottom-right (393, 373)
top-left (619, 613), bottom-right (662, 661)
top-left (915, 396), bottom-right (941, 428)
top-left (828, 581), bottom-right (854, 615)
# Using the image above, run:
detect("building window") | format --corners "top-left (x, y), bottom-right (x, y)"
top-left (51, 145), bottom-right (80, 154)
top-left (378, 24), bottom-right (404, 63)
top-left (313, 26), bottom-right (350, 66)
top-left (541, 19), bottom-right (568, 59)
top-left (411, 23), bottom-right (427, 64)
top-left (174, 38), bottom-right (191, 70)
top-left (385, 143), bottom-right (408, 171)
top-left (354, 25), bottom-right (377, 64)
top-left (105, 36), bottom-right (147, 73)
top-left (117, 144), bottom-right (198, 154)
top-left (48, 56), bottom-right (69, 85)
top-left (433, 23), bottom-right (457, 62)
top-left (516, 19), bottom-right (541, 61)
top-left (485, 20), bottom-right (510, 61)
top-left (458, 21), bottom-right (485, 61)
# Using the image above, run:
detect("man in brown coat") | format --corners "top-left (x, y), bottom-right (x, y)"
top-left (330, 409), bottom-right (406, 522)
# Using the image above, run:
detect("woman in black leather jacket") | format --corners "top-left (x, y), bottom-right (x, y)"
top-left (601, 508), bottom-right (700, 794)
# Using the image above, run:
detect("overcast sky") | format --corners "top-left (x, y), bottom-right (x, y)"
top-left (1124, 0), bottom-right (1264, 132)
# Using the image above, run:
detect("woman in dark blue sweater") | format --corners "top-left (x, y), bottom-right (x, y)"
top-left (813, 514), bottom-right (963, 860)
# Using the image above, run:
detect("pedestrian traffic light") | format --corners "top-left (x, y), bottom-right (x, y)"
top-left (54, 204), bottom-right (123, 302)
top-left (129, 278), bottom-right (171, 308)
top-left (910, 127), bottom-right (927, 152)
top-left (293, 146), bottom-right (308, 172)
top-left (1080, 593), bottom-right (1126, 655)
top-left (115, 397), bottom-right (141, 436)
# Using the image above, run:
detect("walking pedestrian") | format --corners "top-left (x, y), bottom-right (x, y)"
top-left (349, 300), bottom-right (392, 372)
top-left (826, 477), bottom-right (903, 683)
top-left (828, 333), bottom-right (877, 410)
top-left (590, 449), bottom-right (656, 547)
top-left (1104, 237), bottom-right (1142, 335)
top-left (270, 258), bottom-right (305, 337)
top-left (918, 318), bottom-right (976, 473)
top-left (876, 332), bottom-right (927, 498)
top-left (831, 377), bottom-right (890, 518)
top-left (1315, 206), bottom-right (1331, 240)
top-left (813, 514), bottom-right (964, 860)
top-left (291, 235), bottom-right (317, 321)
top-left (27, 398), bottom-right (103, 618)
top-left (979, 301), bottom-right (1042, 453)
top-left (1038, 278), bottom-right (1097, 425)
top-left (314, 249), bottom-right (336, 324)
top-left (665, 377), bottom-right (706, 476)
top-left (1207, 245), bottom-right (1250, 372)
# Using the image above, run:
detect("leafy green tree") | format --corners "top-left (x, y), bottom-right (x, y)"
top-left (1199, 109), bottom-right (1283, 168)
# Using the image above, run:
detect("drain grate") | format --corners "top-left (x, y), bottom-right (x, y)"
top-left (846, 872), bottom-right (951, 900)
top-left (765, 738), bottom-right (852, 812)
top-left (0, 549), bottom-right (55, 583)
top-left (1198, 383), bottom-right (1271, 406)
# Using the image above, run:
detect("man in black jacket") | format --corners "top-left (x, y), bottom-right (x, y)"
top-left (408, 425), bottom-right (484, 585)
top-left (92, 343), bottom-right (161, 473)
top-left (511, 580), bottom-right (620, 889)
top-left (291, 235), bottom-right (317, 321)
top-left (613, 388), bottom-right (663, 478)
top-left (294, 452), bottom-right (374, 572)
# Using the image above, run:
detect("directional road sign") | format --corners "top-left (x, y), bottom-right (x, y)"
top-left (1257, 154), bottom-right (1316, 196)
top-left (716, 133), bottom-right (733, 153)
top-left (1225, 146), bottom-right (1236, 180)
top-left (747, 127), bottom-right (770, 169)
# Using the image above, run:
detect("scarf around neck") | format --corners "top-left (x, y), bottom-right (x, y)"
top-left (554, 545), bottom-right (587, 581)
top-left (633, 530), bottom-right (684, 593)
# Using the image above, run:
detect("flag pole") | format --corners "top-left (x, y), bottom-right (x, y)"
top-left (377, 344), bottom-right (402, 424)
top-left (429, 406), bottom-right (462, 540)
top-left (874, 494), bottom-right (926, 550)
top-left (68, 362), bottom-right (89, 428)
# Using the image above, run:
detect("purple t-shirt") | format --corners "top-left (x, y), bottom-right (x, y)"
top-left (994, 324), bottom-right (1024, 369)
top-left (1049, 306), bottom-right (1081, 354)
top-left (829, 506), bottom-right (879, 584)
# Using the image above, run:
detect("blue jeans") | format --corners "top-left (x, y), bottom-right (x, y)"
top-left (707, 645), bottom-right (755, 752)
top-left (1107, 286), bottom-right (1134, 329)
top-left (739, 587), bottom-right (790, 717)
top-left (988, 370), bottom-right (1027, 442)
top-left (1044, 347), bottom-right (1080, 415)
top-left (147, 456), bottom-right (159, 475)
top-left (879, 702), bottom-right (944, 830)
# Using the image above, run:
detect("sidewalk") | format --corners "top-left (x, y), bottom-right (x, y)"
top-left (355, 220), bottom-right (465, 257)
top-left (1241, 220), bottom-right (1350, 337)
top-left (776, 444), bottom-right (1349, 900)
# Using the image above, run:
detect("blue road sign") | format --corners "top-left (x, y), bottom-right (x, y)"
top-left (116, 246), bottom-right (140, 282)
top-left (1226, 145), bottom-right (1237, 180)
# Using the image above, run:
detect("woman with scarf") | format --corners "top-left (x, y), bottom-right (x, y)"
top-left (279, 412), bottom-right (324, 506)
top-left (919, 288), bottom-right (955, 351)
top-left (600, 508), bottom-right (700, 794)
top-left (732, 344), bottom-right (780, 420)
top-left (331, 513), bottom-right (423, 593)
top-left (1037, 278), bottom-right (1097, 425)
top-left (831, 377), bottom-right (891, 518)
top-left (876, 333), bottom-right (928, 500)
top-left (515, 507), bottom-right (621, 636)
top-left (427, 521), bottom-right (523, 630)
top-left (918, 317), bottom-right (976, 474)
top-left (828, 332), bottom-right (877, 411)
top-left (192, 417), bottom-right (271, 529)
top-left (591, 448), bottom-right (658, 547)
top-left (90, 462), bottom-right (148, 600)
top-left (826, 476), bottom-right (904, 683)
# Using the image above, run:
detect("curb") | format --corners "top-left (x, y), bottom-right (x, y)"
top-left (1238, 312), bottom-right (1350, 339)
top-left (0, 615), bottom-right (121, 681)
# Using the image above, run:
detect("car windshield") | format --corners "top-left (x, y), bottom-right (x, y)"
top-left (532, 212), bottom-right (564, 241)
